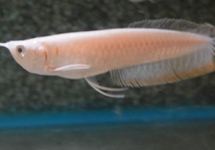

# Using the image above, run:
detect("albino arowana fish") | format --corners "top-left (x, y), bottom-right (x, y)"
top-left (0, 19), bottom-right (215, 98)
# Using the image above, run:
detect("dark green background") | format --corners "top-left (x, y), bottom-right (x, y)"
top-left (0, 0), bottom-right (215, 113)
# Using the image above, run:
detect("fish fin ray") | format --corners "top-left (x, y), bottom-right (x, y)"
top-left (85, 76), bottom-right (128, 91)
top-left (128, 18), bottom-right (215, 37)
top-left (54, 64), bottom-right (91, 71)
top-left (85, 77), bottom-right (125, 98)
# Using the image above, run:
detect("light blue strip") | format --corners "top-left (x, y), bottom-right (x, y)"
top-left (0, 106), bottom-right (215, 128)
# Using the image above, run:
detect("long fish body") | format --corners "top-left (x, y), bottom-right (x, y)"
top-left (0, 19), bottom-right (215, 98)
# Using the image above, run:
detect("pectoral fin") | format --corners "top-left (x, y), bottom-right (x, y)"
top-left (54, 64), bottom-right (91, 71)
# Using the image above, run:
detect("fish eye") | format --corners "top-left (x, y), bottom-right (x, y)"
top-left (18, 47), bottom-right (22, 53)
top-left (16, 45), bottom-right (25, 57)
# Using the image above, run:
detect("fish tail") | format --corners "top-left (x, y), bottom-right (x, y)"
top-left (110, 19), bottom-right (215, 87)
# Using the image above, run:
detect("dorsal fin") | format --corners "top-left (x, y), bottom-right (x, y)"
top-left (128, 18), bottom-right (215, 37)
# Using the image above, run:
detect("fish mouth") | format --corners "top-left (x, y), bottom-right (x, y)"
top-left (0, 43), bottom-right (8, 48)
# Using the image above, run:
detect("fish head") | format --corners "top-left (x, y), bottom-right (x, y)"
top-left (0, 39), bottom-right (47, 74)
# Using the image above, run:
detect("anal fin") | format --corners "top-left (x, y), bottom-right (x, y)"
top-left (110, 48), bottom-right (215, 87)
